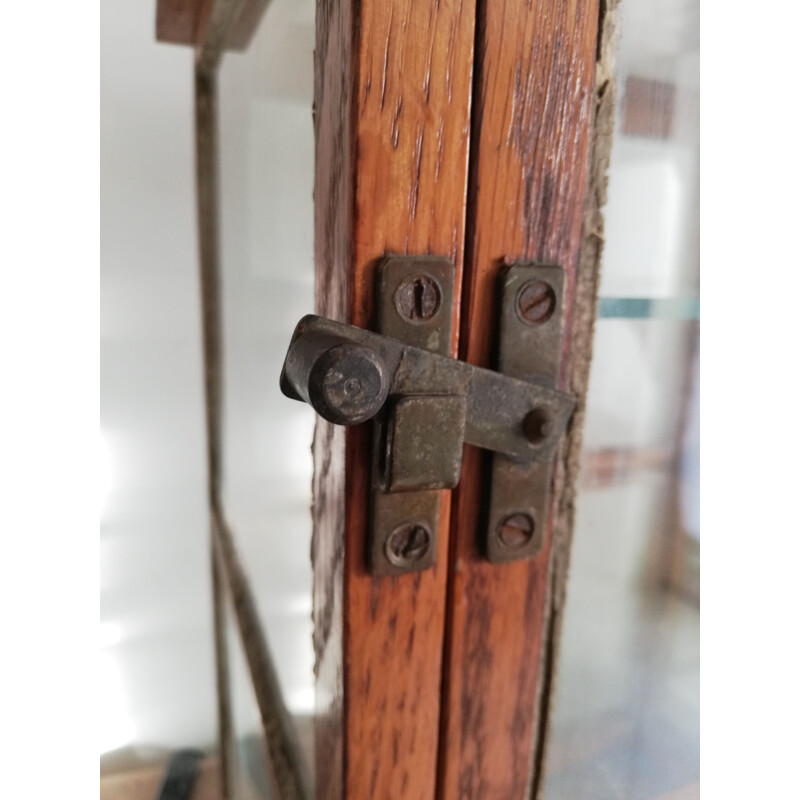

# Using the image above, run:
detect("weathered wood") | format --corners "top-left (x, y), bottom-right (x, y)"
top-left (312, 0), bottom-right (476, 797)
top-left (532, 3), bottom-right (619, 795)
top-left (437, 1), bottom-right (601, 798)
top-left (156, 0), bottom-right (269, 52)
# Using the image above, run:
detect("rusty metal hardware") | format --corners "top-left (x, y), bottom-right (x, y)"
top-left (484, 262), bottom-right (567, 563)
top-left (280, 317), bottom-right (574, 460)
top-left (279, 257), bottom-right (575, 573)
top-left (369, 256), bottom-right (457, 575)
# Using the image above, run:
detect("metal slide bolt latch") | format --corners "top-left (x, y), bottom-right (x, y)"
top-left (280, 315), bottom-right (574, 471)
top-left (280, 258), bottom-right (575, 575)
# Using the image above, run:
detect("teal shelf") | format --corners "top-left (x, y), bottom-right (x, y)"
top-left (596, 297), bottom-right (700, 320)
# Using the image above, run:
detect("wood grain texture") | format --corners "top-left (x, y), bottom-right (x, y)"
top-left (532, 3), bottom-right (618, 796)
top-left (312, 0), bottom-right (475, 797)
top-left (437, 1), bottom-right (600, 798)
top-left (311, 0), bottom-right (354, 795)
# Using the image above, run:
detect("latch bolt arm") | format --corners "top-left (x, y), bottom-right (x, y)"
top-left (280, 314), bottom-right (575, 463)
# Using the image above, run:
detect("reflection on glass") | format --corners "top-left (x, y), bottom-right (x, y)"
top-left (217, 0), bottom-right (317, 771)
top-left (544, 0), bottom-right (699, 796)
top-left (223, 591), bottom-right (274, 799)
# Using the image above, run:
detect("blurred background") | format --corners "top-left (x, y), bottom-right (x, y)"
top-left (100, 0), bottom-right (698, 796)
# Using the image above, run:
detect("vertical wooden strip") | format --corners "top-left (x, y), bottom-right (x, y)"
top-left (311, 0), bottom-right (355, 795)
top-left (531, 3), bottom-right (619, 795)
top-left (438, 1), bottom-right (600, 798)
top-left (211, 545), bottom-right (234, 800)
top-left (194, 63), bottom-right (233, 800)
top-left (312, 0), bottom-right (476, 797)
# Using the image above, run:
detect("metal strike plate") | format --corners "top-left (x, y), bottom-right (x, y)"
top-left (484, 263), bottom-right (566, 564)
top-left (370, 255), bottom-right (455, 576)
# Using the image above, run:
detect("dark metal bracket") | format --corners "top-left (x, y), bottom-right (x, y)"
top-left (369, 256), bottom-right (457, 575)
top-left (484, 262), bottom-right (567, 563)
top-left (279, 257), bottom-right (574, 574)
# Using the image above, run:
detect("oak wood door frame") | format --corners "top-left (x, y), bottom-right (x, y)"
top-left (312, 1), bottom-right (616, 799)
top-left (437, 1), bottom-right (605, 798)
top-left (157, 0), bottom-right (617, 794)
top-left (312, 1), bottom-right (476, 798)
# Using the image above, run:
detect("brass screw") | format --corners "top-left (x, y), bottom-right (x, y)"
top-left (497, 512), bottom-right (535, 549)
top-left (395, 275), bottom-right (441, 321)
top-left (386, 522), bottom-right (432, 567)
top-left (517, 280), bottom-right (556, 325)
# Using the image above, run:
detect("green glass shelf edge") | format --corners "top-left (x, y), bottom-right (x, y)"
top-left (596, 297), bottom-right (700, 320)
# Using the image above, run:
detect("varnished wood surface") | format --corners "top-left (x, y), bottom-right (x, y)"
top-left (312, 0), bottom-right (475, 797)
top-left (437, 1), bottom-right (600, 798)
top-left (156, 0), bottom-right (201, 46)
top-left (156, 0), bottom-right (269, 51)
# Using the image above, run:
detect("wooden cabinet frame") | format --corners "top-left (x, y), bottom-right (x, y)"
top-left (157, 0), bottom-right (619, 795)
top-left (310, 2), bottom-right (617, 797)
top-left (312, 2), bottom-right (475, 797)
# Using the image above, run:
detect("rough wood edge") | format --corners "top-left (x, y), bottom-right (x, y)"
top-left (310, 0), bottom-right (356, 795)
top-left (530, 0), bottom-right (621, 796)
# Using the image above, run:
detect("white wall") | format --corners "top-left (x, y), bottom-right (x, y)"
top-left (101, 0), bottom-right (318, 757)
top-left (101, 0), bottom-right (213, 753)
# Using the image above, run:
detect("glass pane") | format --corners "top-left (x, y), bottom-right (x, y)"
top-left (543, 0), bottom-right (700, 797)
top-left (217, 0), bottom-right (317, 776)
top-left (222, 583), bottom-right (277, 799)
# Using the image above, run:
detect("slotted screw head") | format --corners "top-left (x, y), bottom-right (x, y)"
top-left (394, 275), bottom-right (441, 322)
top-left (516, 280), bottom-right (556, 325)
top-left (497, 512), bottom-right (535, 549)
top-left (385, 522), bottom-right (432, 567)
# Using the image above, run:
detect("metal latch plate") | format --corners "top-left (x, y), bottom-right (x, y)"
top-left (278, 258), bottom-right (575, 574)
top-left (485, 263), bottom-right (566, 563)
top-left (369, 255), bottom-right (456, 576)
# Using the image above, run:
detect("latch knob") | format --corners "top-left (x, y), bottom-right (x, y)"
top-left (305, 343), bottom-right (389, 426)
